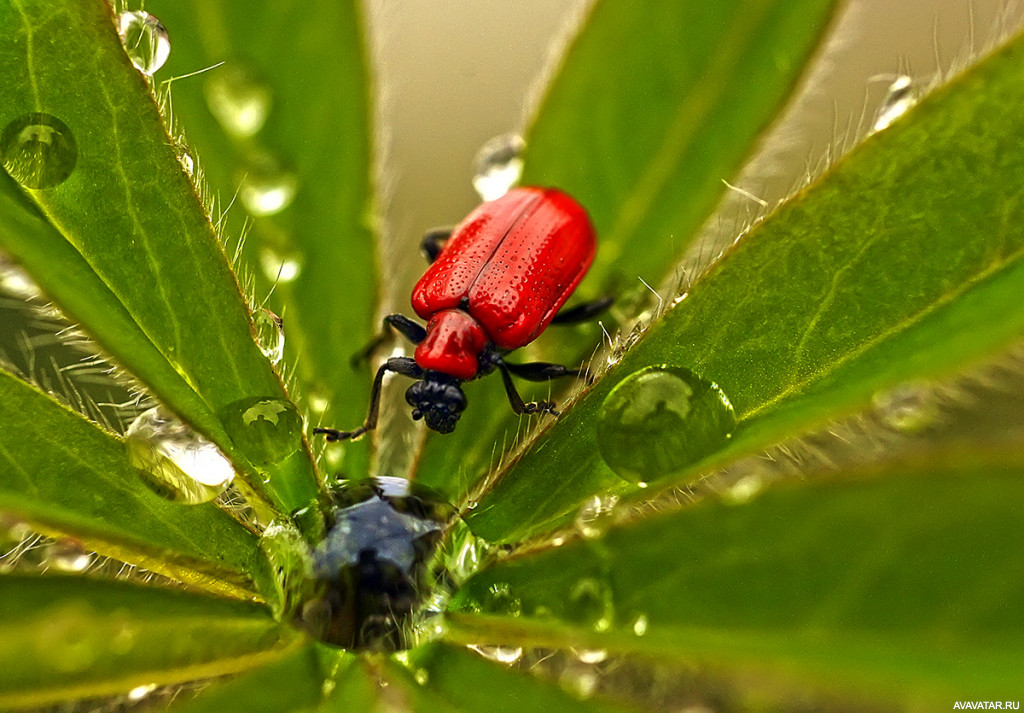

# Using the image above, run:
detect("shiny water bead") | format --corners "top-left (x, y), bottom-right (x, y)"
top-left (1, 113), bottom-right (77, 189)
top-left (298, 477), bottom-right (456, 651)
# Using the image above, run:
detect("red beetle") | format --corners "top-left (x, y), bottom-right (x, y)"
top-left (315, 187), bottom-right (609, 440)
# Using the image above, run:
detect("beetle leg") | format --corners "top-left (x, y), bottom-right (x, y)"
top-left (420, 228), bottom-right (453, 263)
top-left (502, 360), bottom-right (581, 382)
top-left (350, 315), bottom-right (427, 368)
top-left (550, 295), bottom-right (614, 325)
top-left (316, 357), bottom-right (422, 441)
top-left (497, 363), bottom-right (559, 417)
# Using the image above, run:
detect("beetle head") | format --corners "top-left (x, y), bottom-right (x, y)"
top-left (405, 374), bottom-right (467, 434)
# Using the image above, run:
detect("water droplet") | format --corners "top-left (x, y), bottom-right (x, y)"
top-left (1, 113), bottom-right (77, 189)
top-left (577, 648), bottom-right (608, 664)
top-left (560, 660), bottom-right (598, 698)
top-left (467, 644), bottom-right (523, 665)
top-left (259, 245), bottom-right (303, 283)
top-left (253, 308), bottom-right (285, 365)
top-left (175, 145), bottom-right (195, 176)
top-left (205, 63), bottom-right (272, 138)
top-left (472, 133), bottom-right (524, 201)
top-left (238, 153), bottom-right (297, 216)
top-left (0, 254), bottom-right (43, 300)
top-left (297, 477), bottom-right (456, 651)
top-left (125, 406), bottom-right (235, 504)
top-left (256, 518), bottom-right (313, 618)
top-left (441, 518), bottom-right (487, 584)
top-left (725, 472), bottom-right (765, 504)
top-left (872, 75), bottom-right (917, 132)
top-left (219, 396), bottom-right (303, 467)
top-left (306, 388), bottom-right (330, 415)
top-left (43, 539), bottom-right (93, 573)
top-left (872, 381), bottom-right (937, 433)
top-left (116, 11), bottom-right (170, 76)
top-left (414, 668), bottom-right (430, 685)
top-left (567, 577), bottom-right (614, 632)
top-left (597, 365), bottom-right (736, 484)
top-left (484, 582), bottom-right (522, 617)
top-left (127, 683), bottom-right (157, 701)
top-left (631, 613), bottom-right (649, 636)
top-left (574, 494), bottom-right (618, 539)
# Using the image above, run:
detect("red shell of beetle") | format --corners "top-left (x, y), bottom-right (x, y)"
top-left (411, 187), bottom-right (596, 378)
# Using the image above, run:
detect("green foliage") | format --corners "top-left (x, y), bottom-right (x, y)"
top-left (0, 0), bottom-right (1021, 711)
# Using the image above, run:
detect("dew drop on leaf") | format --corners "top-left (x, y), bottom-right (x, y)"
top-left (472, 133), bottom-right (524, 201)
top-left (254, 308), bottom-right (285, 365)
top-left (125, 406), bottom-right (235, 504)
top-left (467, 644), bottom-right (523, 664)
top-left (238, 152), bottom-right (297, 216)
top-left (296, 476), bottom-right (456, 652)
top-left (567, 577), bottom-right (615, 632)
top-left (0, 113), bottom-right (77, 189)
top-left (204, 63), bottom-right (273, 138)
top-left (116, 11), bottom-right (170, 76)
top-left (127, 684), bottom-right (158, 701)
top-left (577, 648), bottom-right (608, 664)
top-left (259, 245), bottom-right (303, 284)
top-left (0, 254), bottom-right (43, 300)
top-left (597, 365), bottom-right (736, 484)
top-left (218, 397), bottom-right (303, 466)
top-left (42, 539), bottom-right (93, 573)
top-left (871, 380), bottom-right (938, 433)
top-left (574, 494), bottom-right (618, 539)
top-left (872, 75), bottom-right (917, 132)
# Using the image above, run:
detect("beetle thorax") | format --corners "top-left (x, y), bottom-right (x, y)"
top-left (414, 308), bottom-right (488, 380)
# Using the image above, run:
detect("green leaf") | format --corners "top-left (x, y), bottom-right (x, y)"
top-left (0, 574), bottom-right (298, 710)
top-left (0, 0), bottom-right (319, 517)
top-left (397, 643), bottom-right (630, 713)
top-left (318, 653), bottom-right (380, 712)
top-left (164, 644), bottom-right (326, 713)
top-left (144, 0), bottom-right (378, 478)
top-left (450, 457), bottom-right (1024, 704)
top-left (0, 368), bottom-right (262, 599)
top-left (467, 26), bottom-right (1024, 543)
top-left (415, 0), bottom-right (841, 503)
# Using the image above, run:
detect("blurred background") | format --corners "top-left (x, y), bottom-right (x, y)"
top-left (367, 0), bottom-right (1024, 314)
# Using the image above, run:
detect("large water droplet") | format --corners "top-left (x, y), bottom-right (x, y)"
top-left (125, 406), bottom-right (235, 504)
top-left (238, 153), bottom-right (297, 216)
top-left (597, 365), bottom-right (736, 484)
top-left (259, 245), bottom-right (303, 284)
top-left (254, 308), bottom-right (285, 365)
top-left (472, 133), bottom-right (524, 201)
top-left (117, 11), bottom-right (170, 76)
top-left (219, 396), bottom-right (303, 467)
top-left (297, 477), bottom-right (456, 652)
top-left (205, 63), bottom-right (272, 138)
top-left (467, 644), bottom-right (523, 665)
top-left (1, 113), bottom-right (77, 189)
top-left (872, 75), bottom-right (917, 132)
top-left (574, 494), bottom-right (618, 539)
